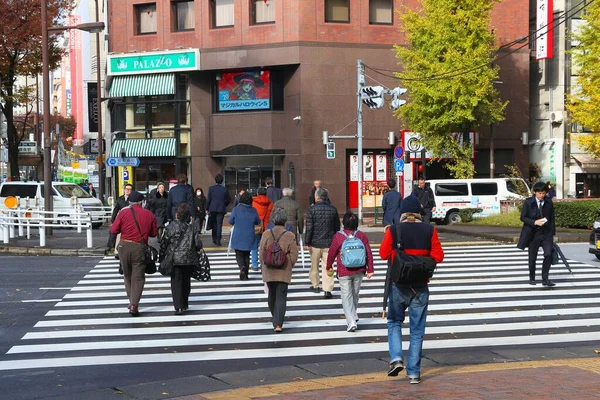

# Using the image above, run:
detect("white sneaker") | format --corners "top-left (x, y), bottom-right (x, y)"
top-left (347, 325), bottom-right (357, 332)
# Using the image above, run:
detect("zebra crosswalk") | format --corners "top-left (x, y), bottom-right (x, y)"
top-left (1, 244), bottom-right (600, 371)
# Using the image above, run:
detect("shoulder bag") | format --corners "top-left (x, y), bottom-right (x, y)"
top-left (131, 207), bottom-right (158, 274)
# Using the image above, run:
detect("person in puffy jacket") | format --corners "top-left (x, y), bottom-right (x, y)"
top-left (305, 188), bottom-right (340, 298)
top-left (159, 203), bottom-right (202, 315)
top-left (251, 187), bottom-right (273, 270)
top-left (379, 194), bottom-right (444, 384)
top-left (326, 212), bottom-right (374, 332)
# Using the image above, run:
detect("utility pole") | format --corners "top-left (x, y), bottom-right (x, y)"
top-left (357, 60), bottom-right (364, 223)
top-left (95, 0), bottom-right (105, 203)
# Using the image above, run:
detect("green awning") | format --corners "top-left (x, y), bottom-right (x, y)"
top-left (109, 73), bottom-right (175, 97)
top-left (110, 138), bottom-right (177, 158)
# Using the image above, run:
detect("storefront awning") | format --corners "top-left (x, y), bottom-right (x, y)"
top-left (572, 154), bottom-right (600, 169)
top-left (109, 73), bottom-right (175, 97)
top-left (110, 138), bottom-right (177, 158)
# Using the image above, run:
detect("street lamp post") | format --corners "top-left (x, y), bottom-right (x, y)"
top-left (95, 0), bottom-right (105, 203)
top-left (41, 0), bottom-right (105, 233)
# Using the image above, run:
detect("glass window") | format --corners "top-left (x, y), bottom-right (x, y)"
top-left (471, 182), bottom-right (498, 196)
top-left (150, 96), bottom-right (176, 126)
top-left (325, 0), bottom-right (349, 23)
top-left (252, 0), bottom-right (275, 24)
top-left (212, 0), bottom-right (234, 28)
top-left (135, 3), bottom-right (157, 34)
top-left (369, 0), bottom-right (392, 24)
top-left (0, 184), bottom-right (37, 198)
top-left (172, 1), bottom-right (195, 31)
top-left (133, 99), bottom-right (146, 127)
top-left (435, 183), bottom-right (469, 196)
top-left (177, 75), bottom-right (190, 126)
top-left (54, 185), bottom-right (92, 198)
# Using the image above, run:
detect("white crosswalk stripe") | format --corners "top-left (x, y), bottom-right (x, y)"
top-left (2, 244), bottom-right (600, 371)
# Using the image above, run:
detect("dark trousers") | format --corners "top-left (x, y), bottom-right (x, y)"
top-left (423, 209), bottom-right (432, 224)
top-left (211, 212), bottom-right (225, 244)
top-left (107, 232), bottom-right (117, 249)
top-left (235, 250), bottom-right (250, 279)
top-left (267, 281), bottom-right (289, 328)
top-left (528, 231), bottom-right (553, 281)
top-left (117, 241), bottom-right (146, 307)
top-left (171, 265), bottom-right (193, 310)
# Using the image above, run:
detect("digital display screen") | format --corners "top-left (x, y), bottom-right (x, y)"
top-left (218, 70), bottom-right (271, 111)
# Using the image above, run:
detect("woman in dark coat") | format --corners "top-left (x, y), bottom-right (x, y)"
top-left (194, 187), bottom-right (207, 217)
top-left (147, 182), bottom-right (169, 237)
top-left (229, 192), bottom-right (261, 281)
top-left (159, 203), bottom-right (202, 315)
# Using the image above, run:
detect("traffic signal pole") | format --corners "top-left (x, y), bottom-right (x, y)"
top-left (357, 59), bottom-right (364, 223)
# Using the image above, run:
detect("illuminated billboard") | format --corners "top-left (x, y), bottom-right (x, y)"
top-left (218, 70), bottom-right (271, 111)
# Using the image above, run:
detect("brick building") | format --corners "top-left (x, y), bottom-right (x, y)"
top-left (106, 0), bottom-right (530, 210)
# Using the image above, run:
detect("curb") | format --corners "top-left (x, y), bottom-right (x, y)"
top-left (0, 246), bottom-right (105, 256)
top-left (435, 226), bottom-right (589, 244)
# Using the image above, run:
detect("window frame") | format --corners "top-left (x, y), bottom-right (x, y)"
top-left (324, 0), bottom-right (350, 24)
top-left (171, 0), bottom-right (195, 32)
top-left (368, 0), bottom-right (393, 25)
top-left (135, 3), bottom-right (158, 35)
top-left (250, 0), bottom-right (276, 25)
top-left (211, 0), bottom-right (235, 29)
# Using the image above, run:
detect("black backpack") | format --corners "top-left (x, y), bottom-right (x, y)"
top-left (390, 223), bottom-right (437, 284)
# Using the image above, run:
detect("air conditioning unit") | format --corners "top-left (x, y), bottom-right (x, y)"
top-left (550, 111), bottom-right (564, 124)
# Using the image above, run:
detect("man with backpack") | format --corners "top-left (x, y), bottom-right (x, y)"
top-left (379, 194), bottom-right (444, 384)
top-left (259, 207), bottom-right (299, 333)
top-left (326, 212), bottom-right (374, 332)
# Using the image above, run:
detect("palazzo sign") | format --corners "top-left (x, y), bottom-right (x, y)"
top-left (107, 49), bottom-right (200, 76)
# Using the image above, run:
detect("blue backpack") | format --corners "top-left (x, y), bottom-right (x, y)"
top-left (339, 230), bottom-right (367, 268)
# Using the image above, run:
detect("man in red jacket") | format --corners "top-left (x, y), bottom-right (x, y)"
top-left (379, 195), bottom-right (444, 384)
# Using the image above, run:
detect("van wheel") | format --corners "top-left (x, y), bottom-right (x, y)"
top-left (446, 211), bottom-right (461, 224)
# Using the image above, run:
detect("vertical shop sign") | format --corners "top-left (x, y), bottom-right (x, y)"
top-left (376, 154), bottom-right (387, 181)
top-left (536, 0), bottom-right (554, 60)
top-left (87, 82), bottom-right (98, 133)
top-left (350, 154), bottom-right (359, 181)
top-left (363, 155), bottom-right (374, 181)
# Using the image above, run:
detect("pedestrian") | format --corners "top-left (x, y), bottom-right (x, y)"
top-left (546, 181), bottom-right (557, 199)
top-left (517, 181), bottom-right (556, 286)
top-left (412, 177), bottom-right (436, 224)
top-left (259, 207), bottom-right (299, 333)
top-left (382, 178), bottom-right (402, 226)
top-left (305, 188), bottom-right (340, 298)
top-left (87, 183), bottom-right (97, 198)
top-left (106, 183), bottom-right (132, 256)
top-left (326, 212), bottom-right (374, 332)
top-left (194, 187), bottom-right (206, 217)
top-left (308, 180), bottom-right (322, 206)
top-left (229, 192), bottom-right (261, 280)
top-left (274, 187), bottom-right (304, 240)
top-left (110, 191), bottom-right (158, 316)
top-left (233, 187), bottom-right (246, 208)
top-left (159, 203), bottom-right (202, 315)
top-left (379, 194), bottom-right (444, 383)
top-left (265, 177), bottom-right (282, 204)
top-left (206, 174), bottom-right (231, 246)
top-left (252, 187), bottom-right (273, 270)
top-left (146, 182), bottom-right (168, 238)
top-left (80, 179), bottom-right (89, 192)
top-left (167, 174), bottom-right (196, 222)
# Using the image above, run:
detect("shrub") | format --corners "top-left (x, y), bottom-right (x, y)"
top-left (458, 208), bottom-right (483, 223)
top-left (554, 200), bottom-right (600, 229)
top-left (472, 209), bottom-right (522, 227)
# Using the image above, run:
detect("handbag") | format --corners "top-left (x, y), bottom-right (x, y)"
top-left (254, 223), bottom-right (264, 235)
top-left (131, 207), bottom-right (158, 275)
top-left (159, 225), bottom-right (189, 276)
top-left (192, 249), bottom-right (211, 281)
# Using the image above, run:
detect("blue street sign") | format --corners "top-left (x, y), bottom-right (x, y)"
top-left (394, 145), bottom-right (404, 159)
top-left (122, 169), bottom-right (130, 181)
top-left (394, 159), bottom-right (405, 173)
top-left (106, 157), bottom-right (140, 167)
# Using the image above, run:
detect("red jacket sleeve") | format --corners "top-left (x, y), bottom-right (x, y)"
top-left (326, 233), bottom-right (343, 270)
top-left (429, 228), bottom-right (444, 263)
top-left (379, 228), bottom-right (394, 261)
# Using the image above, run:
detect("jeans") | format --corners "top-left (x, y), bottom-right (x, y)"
top-left (387, 283), bottom-right (429, 378)
top-left (339, 273), bottom-right (364, 328)
top-left (251, 234), bottom-right (260, 268)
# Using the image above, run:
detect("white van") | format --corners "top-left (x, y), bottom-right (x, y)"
top-left (427, 178), bottom-right (530, 224)
top-left (0, 181), bottom-right (104, 229)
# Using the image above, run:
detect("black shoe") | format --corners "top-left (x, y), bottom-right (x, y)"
top-left (239, 271), bottom-right (245, 281)
top-left (542, 280), bottom-right (556, 287)
top-left (175, 309), bottom-right (183, 315)
top-left (217, 241), bottom-right (222, 246)
top-left (129, 306), bottom-right (140, 317)
top-left (387, 361), bottom-right (404, 377)
top-left (309, 286), bottom-right (320, 293)
top-left (324, 291), bottom-right (332, 299)
top-left (529, 280), bottom-right (536, 285)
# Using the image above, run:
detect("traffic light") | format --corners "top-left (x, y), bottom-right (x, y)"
top-left (389, 87), bottom-right (407, 110)
top-left (326, 141), bottom-right (336, 159)
top-left (361, 86), bottom-right (385, 109)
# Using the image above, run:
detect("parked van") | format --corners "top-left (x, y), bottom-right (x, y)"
top-left (0, 181), bottom-right (104, 229)
top-left (427, 178), bottom-right (530, 224)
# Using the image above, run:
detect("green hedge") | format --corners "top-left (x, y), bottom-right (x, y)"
top-left (554, 200), bottom-right (600, 229)
top-left (458, 208), bottom-right (483, 223)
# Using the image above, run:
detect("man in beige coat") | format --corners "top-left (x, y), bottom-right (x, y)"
top-left (259, 207), bottom-right (299, 332)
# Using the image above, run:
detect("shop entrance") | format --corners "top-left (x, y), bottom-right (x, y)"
top-left (224, 167), bottom-right (281, 198)
top-left (133, 161), bottom-right (179, 194)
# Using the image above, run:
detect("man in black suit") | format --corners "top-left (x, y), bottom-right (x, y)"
top-left (517, 182), bottom-right (556, 287)
top-left (206, 174), bottom-right (231, 246)
top-left (167, 173), bottom-right (196, 222)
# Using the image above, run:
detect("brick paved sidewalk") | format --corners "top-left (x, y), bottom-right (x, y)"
top-left (179, 358), bottom-right (600, 400)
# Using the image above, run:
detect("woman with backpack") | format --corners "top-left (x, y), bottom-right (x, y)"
top-left (259, 207), bottom-right (298, 333)
top-left (326, 212), bottom-right (374, 332)
top-left (159, 203), bottom-right (202, 315)
top-left (229, 192), bottom-right (261, 280)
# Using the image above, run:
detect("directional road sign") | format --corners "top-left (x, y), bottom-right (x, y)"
top-left (106, 157), bottom-right (140, 168)
top-left (394, 159), bottom-right (405, 173)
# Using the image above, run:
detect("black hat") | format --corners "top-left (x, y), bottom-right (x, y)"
top-left (233, 73), bottom-right (264, 87)
top-left (400, 195), bottom-right (422, 214)
top-left (128, 191), bottom-right (144, 203)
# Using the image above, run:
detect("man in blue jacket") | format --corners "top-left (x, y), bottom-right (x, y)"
top-left (167, 174), bottom-right (196, 222)
top-left (382, 178), bottom-right (402, 226)
top-left (206, 174), bottom-right (231, 246)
